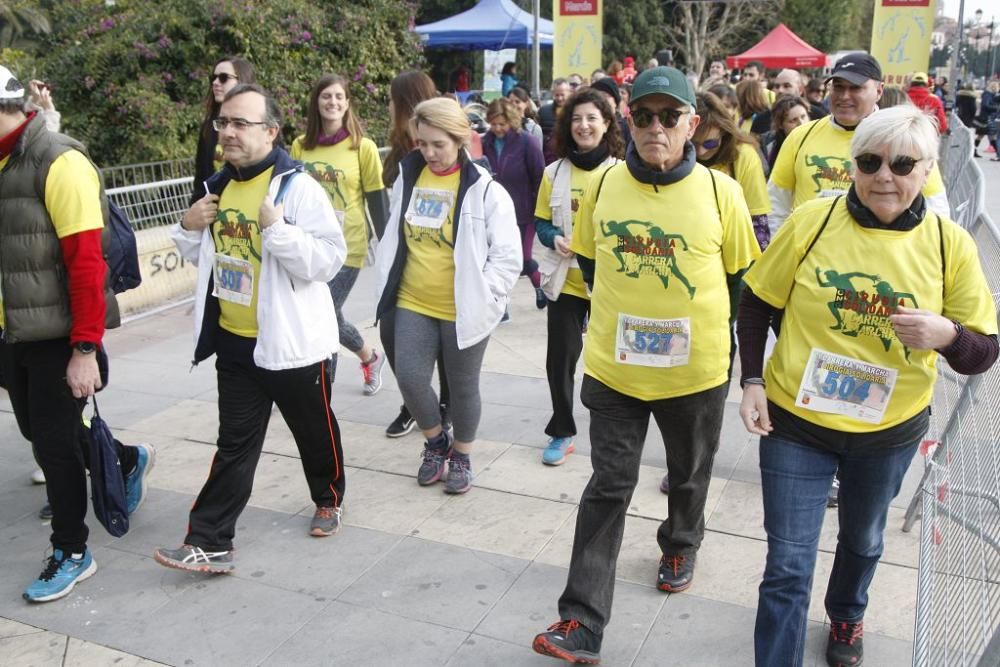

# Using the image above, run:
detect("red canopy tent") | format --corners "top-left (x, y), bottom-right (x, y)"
top-left (726, 23), bottom-right (827, 70)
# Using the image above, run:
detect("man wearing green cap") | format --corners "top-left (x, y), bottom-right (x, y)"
top-left (532, 67), bottom-right (761, 664)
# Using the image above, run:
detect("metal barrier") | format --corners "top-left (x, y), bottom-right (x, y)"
top-left (101, 159), bottom-right (194, 190)
top-left (906, 115), bottom-right (1000, 667)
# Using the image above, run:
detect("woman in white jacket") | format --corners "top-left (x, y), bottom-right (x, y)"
top-left (532, 88), bottom-right (623, 466)
top-left (374, 97), bottom-right (521, 494)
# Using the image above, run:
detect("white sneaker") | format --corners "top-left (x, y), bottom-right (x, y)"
top-left (30, 468), bottom-right (45, 485)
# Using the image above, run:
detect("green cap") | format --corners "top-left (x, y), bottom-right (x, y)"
top-left (629, 66), bottom-right (695, 108)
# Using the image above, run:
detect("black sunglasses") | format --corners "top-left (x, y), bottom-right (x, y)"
top-left (631, 107), bottom-right (688, 129)
top-left (210, 73), bottom-right (238, 85)
top-left (854, 153), bottom-right (923, 176)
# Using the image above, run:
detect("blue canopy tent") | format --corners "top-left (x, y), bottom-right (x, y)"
top-left (414, 0), bottom-right (554, 51)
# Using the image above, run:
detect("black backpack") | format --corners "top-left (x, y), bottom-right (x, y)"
top-left (103, 198), bottom-right (141, 294)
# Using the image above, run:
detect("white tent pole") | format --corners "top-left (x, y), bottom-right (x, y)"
top-left (533, 0), bottom-right (541, 99)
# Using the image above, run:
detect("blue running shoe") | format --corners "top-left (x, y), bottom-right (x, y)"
top-left (126, 443), bottom-right (156, 515)
top-left (23, 549), bottom-right (97, 602)
top-left (542, 437), bottom-right (574, 466)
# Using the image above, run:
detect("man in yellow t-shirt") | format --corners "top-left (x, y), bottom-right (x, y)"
top-left (532, 67), bottom-right (761, 664)
top-left (768, 53), bottom-right (950, 235)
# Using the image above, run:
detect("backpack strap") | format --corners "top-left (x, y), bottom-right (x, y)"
top-left (937, 213), bottom-right (946, 303)
top-left (792, 118), bottom-right (821, 165)
top-left (707, 167), bottom-right (721, 220)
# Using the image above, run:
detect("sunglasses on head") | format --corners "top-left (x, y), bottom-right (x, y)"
top-left (211, 73), bottom-right (238, 85)
top-left (631, 107), bottom-right (688, 129)
top-left (854, 153), bottom-right (922, 176)
top-left (693, 138), bottom-right (721, 150)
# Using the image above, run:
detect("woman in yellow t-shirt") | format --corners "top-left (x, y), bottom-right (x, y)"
top-left (291, 74), bottom-right (388, 396)
top-left (737, 106), bottom-right (998, 667)
top-left (692, 91), bottom-right (771, 250)
top-left (532, 88), bottom-right (623, 466)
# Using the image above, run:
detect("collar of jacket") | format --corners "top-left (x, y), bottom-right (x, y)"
top-left (399, 148), bottom-right (482, 207)
top-left (847, 184), bottom-right (927, 231)
top-left (625, 139), bottom-right (696, 187)
top-left (204, 146), bottom-right (299, 196)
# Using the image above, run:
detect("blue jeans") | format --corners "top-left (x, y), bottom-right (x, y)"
top-left (754, 434), bottom-right (920, 666)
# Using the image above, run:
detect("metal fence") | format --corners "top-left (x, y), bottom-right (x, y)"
top-left (905, 115), bottom-right (1000, 667)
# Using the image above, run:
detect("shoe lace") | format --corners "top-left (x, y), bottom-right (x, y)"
top-left (360, 356), bottom-right (376, 384)
top-left (660, 554), bottom-right (685, 575)
top-left (830, 621), bottom-right (864, 645)
top-left (547, 619), bottom-right (581, 636)
top-left (38, 552), bottom-right (67, 582)
top-left (421, 447), bottom-right (446, 463)
top-left (449, 456), bottom-right (470, 473)
top-left (315, 506), bottom-right (339, 520)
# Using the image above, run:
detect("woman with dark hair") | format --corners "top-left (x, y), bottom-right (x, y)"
top-left (736, 78), bottom-right (772, 138)
top-left (291, 74), bottom-right (388, 395)
top-left (501, 62), bottom-right (519, 97)
top-left (192, 56), bottom-right (255, 203)
top-left (761, 94), bottom-right (810, 170)
top-left (532, 89), bottom-right (623, 465)
top-left (482, 97), bottom-right (546, 310)
top-left (708, 83), bottom-right (739, 120)
top-left (379, 70), bottom-right (451, 438)
top-left (507, 86), bottom-right (543, 143)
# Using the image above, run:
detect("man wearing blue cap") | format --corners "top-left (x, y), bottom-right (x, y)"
top-left (532, 66), bottom-right (761, 663)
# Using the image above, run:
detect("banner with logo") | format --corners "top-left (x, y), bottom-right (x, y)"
top-left (870, 0), bottom-right (938, 86)
top-left (553, 0), bottom-right (602, 80)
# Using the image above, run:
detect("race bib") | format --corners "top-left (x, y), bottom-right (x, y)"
top-left (406, 188), bottom-right (455, 229)
top-left (795, 348), bottom-right (897, 424)
top-left (615, 314), bottom-right (690, 367)
top-left (212, 254), bottom-right (254, 306)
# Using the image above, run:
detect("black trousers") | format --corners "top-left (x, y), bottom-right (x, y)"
top-left (1, 338), bottom-right (135, 554)
top-left (379, 305), bottom-right (450, 405)
top-left (558, 376), bottom-right (728, 634)
top-left (185, 349), bottom-right (345, 552)
top-left (544, 293), bottom-right (589, 438)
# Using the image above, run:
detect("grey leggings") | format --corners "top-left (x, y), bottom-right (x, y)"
top-left (328, 267), bottom-right (365, 353)
top-left (393, 307), bottom-right (489, 443)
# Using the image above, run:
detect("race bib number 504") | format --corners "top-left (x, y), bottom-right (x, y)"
top-left (615, 314), bottom-right (690, 367)
top-left (795, 348), bottom-right (897, 424)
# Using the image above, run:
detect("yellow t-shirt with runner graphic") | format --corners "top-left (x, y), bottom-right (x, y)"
top-left (211, 167), bottom-right (272, 337)
top-left (770, 116), bottom-right (945, 210)
top-left (710, 141), bottom-right (770, 216)
top-left (572, 163), bottom-right (761, 401)
top-left (534, 162), bottom-right (596, 300)
top-left (396, 168), bottom-right (460, 321)
top-left (744, 197), bottom-right (997, 432)
top-left (290, 136), bottom-right (384, 269)
top-left (0, 150), bottom-right (105, 329)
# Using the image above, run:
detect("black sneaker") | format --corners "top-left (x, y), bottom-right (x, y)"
top-left (386, 405), bottom-right (416, 438)
top-left (657, 553), bottom-right (695, 593)
top-left (439, 402), bottom-right (452, 434)
top-left (532, 619), bottom-right (601, 664)
top-left (38, 503), bottom-right (53, 522)
top-left (535, 287), bottom-right (548, 310)
top-left (826, 620), bottom-right (864, 666)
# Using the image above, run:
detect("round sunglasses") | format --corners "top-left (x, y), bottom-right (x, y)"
top-left (210, 73), bottom-right (239, 85)
top-left (631, 107), bottom-right (689, 129)
top-left (854, 154), bottom-right (923, 176)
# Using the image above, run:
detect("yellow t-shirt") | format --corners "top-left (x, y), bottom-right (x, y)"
top-left (744, 197), bottom-right (997, 432)
top-left (770, 116), bottom-right (945, 210)
top-left (533, 162), bottom-right (597, 300)
top-left (572, 163), bottom-right (761, 401)
top-left (396, 167), bottom-right (460, 321)
top-left (290, 136), bottom-right (384, 269)
top-left (0, 150), bottom-right (105, 328)
top-left (710, 142), bottom-right (770, 215)
top-left (211, 167), bottom-right (272, 337)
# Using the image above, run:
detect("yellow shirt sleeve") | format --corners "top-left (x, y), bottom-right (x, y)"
top-left (942, 221), bottom-right (999, 335)
top-left (769, 120), bottom-right (813, 192)
top-left (359, 138), bottom-right (385, 193)
top-left (44, 151), bottom-right (104, 239)
top-left (534, 171), bottom-right (554, 220)
top-left (734, 143), bottom-right (770, 215)
top-left (570, 164), bottom-right (612, 260)
top-left (714, 171), bottom-right (762, 274)
top-left (290, 136), bottom-right (304, 160)
top-left (922, 162), bottom-right (945, 198)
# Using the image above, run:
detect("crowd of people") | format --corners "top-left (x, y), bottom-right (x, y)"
top-left (1, 44), bottom-right (998, 667)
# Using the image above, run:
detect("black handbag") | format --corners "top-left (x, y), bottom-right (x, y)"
top-left (88, 396), bottom-right (129, 537)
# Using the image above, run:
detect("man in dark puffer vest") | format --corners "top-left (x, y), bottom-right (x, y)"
top-left (0, 65), bottom-right (154, 603)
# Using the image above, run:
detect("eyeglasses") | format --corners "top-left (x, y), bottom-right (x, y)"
top-left (212, 117), bottom-right (270, 131)
top-left (693, 138), bottom-right (721, 150)
top-left (210, 73), bottom-right (238, 85)
top-left (631, 107), bottom-right (689, 129)
top-left (569, 82), bottom-right (580, 88)
top-left (854, 153), bottom-right (923, 176)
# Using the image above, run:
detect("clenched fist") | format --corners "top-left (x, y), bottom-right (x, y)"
top-left (181, 194), bottom-right (220, 232)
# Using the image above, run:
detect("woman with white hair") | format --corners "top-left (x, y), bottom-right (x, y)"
top-left (374, 97), bottom-right (522, 495)
top-left (736, 105), bottom-right (998, 667)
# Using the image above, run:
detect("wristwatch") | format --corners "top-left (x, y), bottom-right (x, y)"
top-left (74, 341), bottom-right (98, 354)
